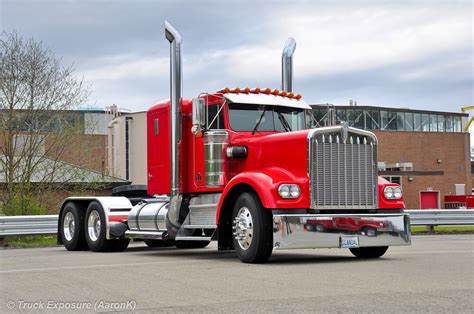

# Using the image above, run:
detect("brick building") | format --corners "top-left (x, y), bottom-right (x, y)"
top-left (311, 104), bottom-right (470, 209)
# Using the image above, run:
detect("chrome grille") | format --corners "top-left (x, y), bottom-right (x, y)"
top-left (308, 127), bottom-right (378, 210)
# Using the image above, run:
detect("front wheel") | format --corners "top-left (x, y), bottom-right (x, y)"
top-left (232, 192), bottom-right (273, 263)
top-left (349, 246), bottom-right (388, 258)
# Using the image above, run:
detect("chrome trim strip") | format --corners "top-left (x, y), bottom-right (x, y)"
top-left (273, 213), bottom-right (411, 250)
top-left (125, 230), bottom-right (164, 240)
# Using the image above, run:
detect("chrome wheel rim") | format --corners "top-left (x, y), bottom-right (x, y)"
top-left (87, 210), bottom-right (101, 242)
top-left (233, 207), bottom-right (253, 250)
top-left (63, 212), bottom-right (75, 241)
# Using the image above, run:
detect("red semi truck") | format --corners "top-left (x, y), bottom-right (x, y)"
top-left (57, 22), bottom-right (411, 263)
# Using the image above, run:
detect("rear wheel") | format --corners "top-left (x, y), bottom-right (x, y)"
top-left (85, 201), bottom-right (130, 252)
top-left (60, 202), bottom-right (87, 251)
top-left (232, 192), bottom-right (273, 263)
top-left (349, 246), bottom-right (388, 258)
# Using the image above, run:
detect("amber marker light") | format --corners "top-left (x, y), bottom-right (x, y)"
top-left (264, 88), bottom-right (272, 95)
top-left (253, 88), bottom-right (261, 94)
top-left (235, 87), bottom-right (241, 94)
top-left (295, 94), bottom-right (302, 100)
top-left (244, 87), bottom-right (250, 94)
top-left (272, 89), bottom-right (280, 95)
top-left (288, 92), bottom-right (294, 99)
top-left (224, 87), bottom-right (230, 94)
top-left (280, 91), bottom-right (287, 97)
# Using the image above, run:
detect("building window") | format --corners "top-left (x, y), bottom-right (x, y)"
top-left (336, 109), bottom-right (346, 124)
top-left (430, 114), bottom-right (438, 132)
top-left (453, 116), bottom-right (462, 132)
top-left (446, 115), bottom-right (454, 132)
top-left (381, 111), bottom-right (397, 130)
top-left (437, 115), bottom-right (445, 132)
top-left (414, 113), bottom-right (422, 131)
top-left (382, 176), bottom-right (402, 187)
top-left (354, 109), bottom-right (364, 129)
top-left (396, 112), bottom-right (405, 131)
top-left (421, 114), bottom-right (430, 131)
top-left (405, 112), bottom-right (414, 131)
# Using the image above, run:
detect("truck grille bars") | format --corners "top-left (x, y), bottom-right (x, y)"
top-left (308, 125), bottom-right (378, 210)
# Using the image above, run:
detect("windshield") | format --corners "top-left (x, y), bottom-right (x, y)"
top-left (228, 103), bottom-right (306, 132)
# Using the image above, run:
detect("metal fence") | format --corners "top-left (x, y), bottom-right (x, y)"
top-left (0, 215), bottom-right (58, 237)
top-left (0, 210), bottom-right (473, 238)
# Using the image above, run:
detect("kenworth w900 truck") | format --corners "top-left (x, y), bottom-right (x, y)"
top-left (58, 22), bottom-right (410, 263)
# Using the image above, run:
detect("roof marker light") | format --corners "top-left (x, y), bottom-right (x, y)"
top-left (272, 89), bottom-right (280, 96)
top-left (235, 87), bottom-right (241, 94)
top-left (224, 87), bottom-right (230, 94)
top-left (253, 87), bottom-right (261, 94)
top-left (295, 93), bottom-right (302, 100)
top-left (244, 87), bottom-right (250, 94)
top-left (264, 88), bottom-right (272, 95)
top-left (288, 92), bottom-right (294, 99)
top-left (280, 91), bottom-right (287, 97)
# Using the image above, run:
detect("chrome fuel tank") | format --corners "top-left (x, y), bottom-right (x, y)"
top-left (127, 198), bottom-right (170, 232)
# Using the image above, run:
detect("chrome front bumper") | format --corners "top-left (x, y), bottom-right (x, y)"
top-left (273, 213), bottom-right (411, 250)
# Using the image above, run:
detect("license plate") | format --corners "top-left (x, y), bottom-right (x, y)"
top-left (340, 236), bottom-right (359, 248)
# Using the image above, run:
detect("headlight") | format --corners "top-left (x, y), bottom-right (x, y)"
top-left (278, 184), bottom-right (301, 199)
top-left (384, 186), bottom-right (402, 200)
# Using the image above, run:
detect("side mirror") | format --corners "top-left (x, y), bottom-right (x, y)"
top-left (192, 98), bottom-right (205, 134)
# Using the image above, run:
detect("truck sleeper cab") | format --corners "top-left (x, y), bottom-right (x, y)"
top-left (57, 21), bottom-right (410, 263)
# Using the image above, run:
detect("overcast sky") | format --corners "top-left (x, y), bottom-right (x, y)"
top-left (1, 0), bottom-right (473, 113)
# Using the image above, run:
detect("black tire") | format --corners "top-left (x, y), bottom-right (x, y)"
top-left (349, 246), bottom-right (389, 258)
top-left (145, 240), bottom-right (174, 248)
top-left (60, 202), bottom-right (87, 251)
top-left (84, 201), bottom-right (129, 252)
top-left (232, 192), bottom-right (273, 263)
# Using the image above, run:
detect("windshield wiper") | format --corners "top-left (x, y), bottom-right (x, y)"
top-left (277, 111), bottom-right (292, 132)
top-left (252, 107), bottom-right (267, 135)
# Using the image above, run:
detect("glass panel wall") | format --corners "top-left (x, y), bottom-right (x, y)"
top-left (421, 114), bottom-right (430, 131)
top-left (397, 112), bottom-right (405, 131)
top-left (446, 115), bottom-right (454, 132)
top-left (310, 107), bottom-right (463, 133)
top-left (414, 113), bottom-right (422, 131)
top-left (405, 112), bottom-right (414, 131)
top-left (429, 114), bottom-right (438, 132)
top-left (454, 116), bottom-right (461, 132)
top-left (437, 115), bottom-right (445, 132)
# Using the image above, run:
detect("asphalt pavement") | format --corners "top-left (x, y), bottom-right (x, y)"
top-left (1, 234), bottom-right (473, 313)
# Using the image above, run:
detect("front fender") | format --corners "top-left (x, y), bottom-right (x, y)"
top-left (216, 168), bottom-right (309, 224)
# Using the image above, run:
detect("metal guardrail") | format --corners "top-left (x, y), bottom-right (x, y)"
top-left (0, 210), bottom-right (473, 237)
top-left (405, 210), bottom-right (474, 226)
top-left (0, 215), bottom-right (58, 237)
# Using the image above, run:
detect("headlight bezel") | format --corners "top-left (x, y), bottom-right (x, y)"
top-left (384, 186), bottom-right (403, 200)
top-left (278, 184), bottom-right (301, 199)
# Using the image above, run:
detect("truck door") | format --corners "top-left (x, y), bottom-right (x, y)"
top-left (194, 104), bottom-right (224, 187)
top-left (147, 109), bottom-right (170, 194)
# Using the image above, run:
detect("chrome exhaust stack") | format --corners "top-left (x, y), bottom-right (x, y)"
top-left (282, 37), bottom-right (296, 92)
top-left (165, 21), bottom-right (183, 238)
